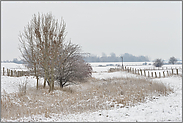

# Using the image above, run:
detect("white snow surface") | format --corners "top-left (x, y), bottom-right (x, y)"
top-left (1, 76), bottom-right (44, 95)
top-left (1, 63), bottom-right (182, 122)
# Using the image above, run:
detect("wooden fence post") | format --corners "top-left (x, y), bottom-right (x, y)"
top-left (19, 71), bottom-right (21, 77)
top-left (8, 69), bottom-right (10, 76)
top-left (14, 70), bottom-right (16, 77)
top-left (132, 68), bottom-right (134, 74)
top-left (167, 71), bottom-right (169, 76)
top-left (144, 70), bottom-right (146, 76)
top-left (17, 71), bottom-right (19, 77)
top-left (7, 69), bottom-right (8, 76)
top-left (159, 72), bottom-right (161, 78)
top-left (11, 70), bottom-right (13, 77)
top-left (138, 70), bottom-right (139, 75)
top-left (3, 67), bottom-right (4, 76)
top-left (135, 69), bottom-right (136, 74)
top-left (176, 69), bottom-right (178, 75)
top-left (148, 71), bottom-right (150, 77)
top-left (172, 69), bottom-right (173, 75)
top-left (155, 72), bottom-right (157, 78)
top-left (163, 71), bottom-right (165, 77)
top-left (151, 72), bottom-right (153, 77)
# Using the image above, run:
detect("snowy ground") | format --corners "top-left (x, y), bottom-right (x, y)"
top-left (1, 63), bottom-right (182, 122)
top-left (1, 76), bottom-right (44, 95)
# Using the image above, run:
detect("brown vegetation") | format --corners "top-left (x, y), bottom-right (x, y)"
top-left (1, 77), bottom-right (173, 121)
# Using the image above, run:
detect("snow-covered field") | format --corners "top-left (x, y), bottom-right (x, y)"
top-left (1, 63), bottom-right (27, 71)
top-left (91, 62), bottom-right (182, 78)
top-left (1, 62), bottom-right (182, 122)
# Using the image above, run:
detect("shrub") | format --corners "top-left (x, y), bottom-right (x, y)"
top-left (169, 56), bottom-right (177, 65)
top-left (153, 59), bottom-right (164, 67)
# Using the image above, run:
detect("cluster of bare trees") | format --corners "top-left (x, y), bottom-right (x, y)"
top-left (19, 12), bottom-right (92, 92)
top-left (153, 57), bottom-right (178, 67)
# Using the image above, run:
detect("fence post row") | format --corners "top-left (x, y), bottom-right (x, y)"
top-left (2, 67), bottom-right (28, 77)
top-left (122, 66), bottom-right (180, 78)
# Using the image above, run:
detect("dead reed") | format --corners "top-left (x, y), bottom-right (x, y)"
top-left (1, 77), bottom-right (173, 120)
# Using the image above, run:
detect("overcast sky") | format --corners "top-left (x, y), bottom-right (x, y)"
top-left (1, 1), bottom-right (182, 61)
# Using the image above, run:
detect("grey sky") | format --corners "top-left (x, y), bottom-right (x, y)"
top-left (1, 1), bottom-right (182, 61)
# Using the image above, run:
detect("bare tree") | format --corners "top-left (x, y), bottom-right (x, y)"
top-left (169, 57), bottom-right (177, 65)
top-left (153, 59), bottom-right (164, 67)
top-left (19, 20), bottom-right (41, 90)
top-left (19, 12), bottom-right (67, 92)
top-left (19, 12), bottom-right (92, 92)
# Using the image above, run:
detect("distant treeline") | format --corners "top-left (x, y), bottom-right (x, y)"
top-left (1, 58), bottom-right (24, 64)
top-left (1, 53), bottom-right (149, 64)
top-left (83, 53), bottom-right (150, 62)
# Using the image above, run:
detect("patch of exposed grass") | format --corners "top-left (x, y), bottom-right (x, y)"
top-left (1, 77), bottom-right (173, 120)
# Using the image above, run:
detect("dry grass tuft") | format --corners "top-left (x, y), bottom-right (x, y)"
top-left (1, 77), bottom-right (173, 120)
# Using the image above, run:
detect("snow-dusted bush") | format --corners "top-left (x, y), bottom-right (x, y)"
top-left (169, 56), bottom-right (177, 64)
top-left (55, 51), bottom-right (93, 88)
top-left (153, 59), bottom-right (164, 67)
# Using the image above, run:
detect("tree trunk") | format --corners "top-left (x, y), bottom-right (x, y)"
top-left (48, 77), bottom-right (52, 92)
top-left (60, 79), bottom-right (63, 88)
top-left (36, 75), bottom-right (39, 90)
top-left (50, 59), bottom-right (54, 91)
top-left (43, 78), bottom-right (46, 88)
